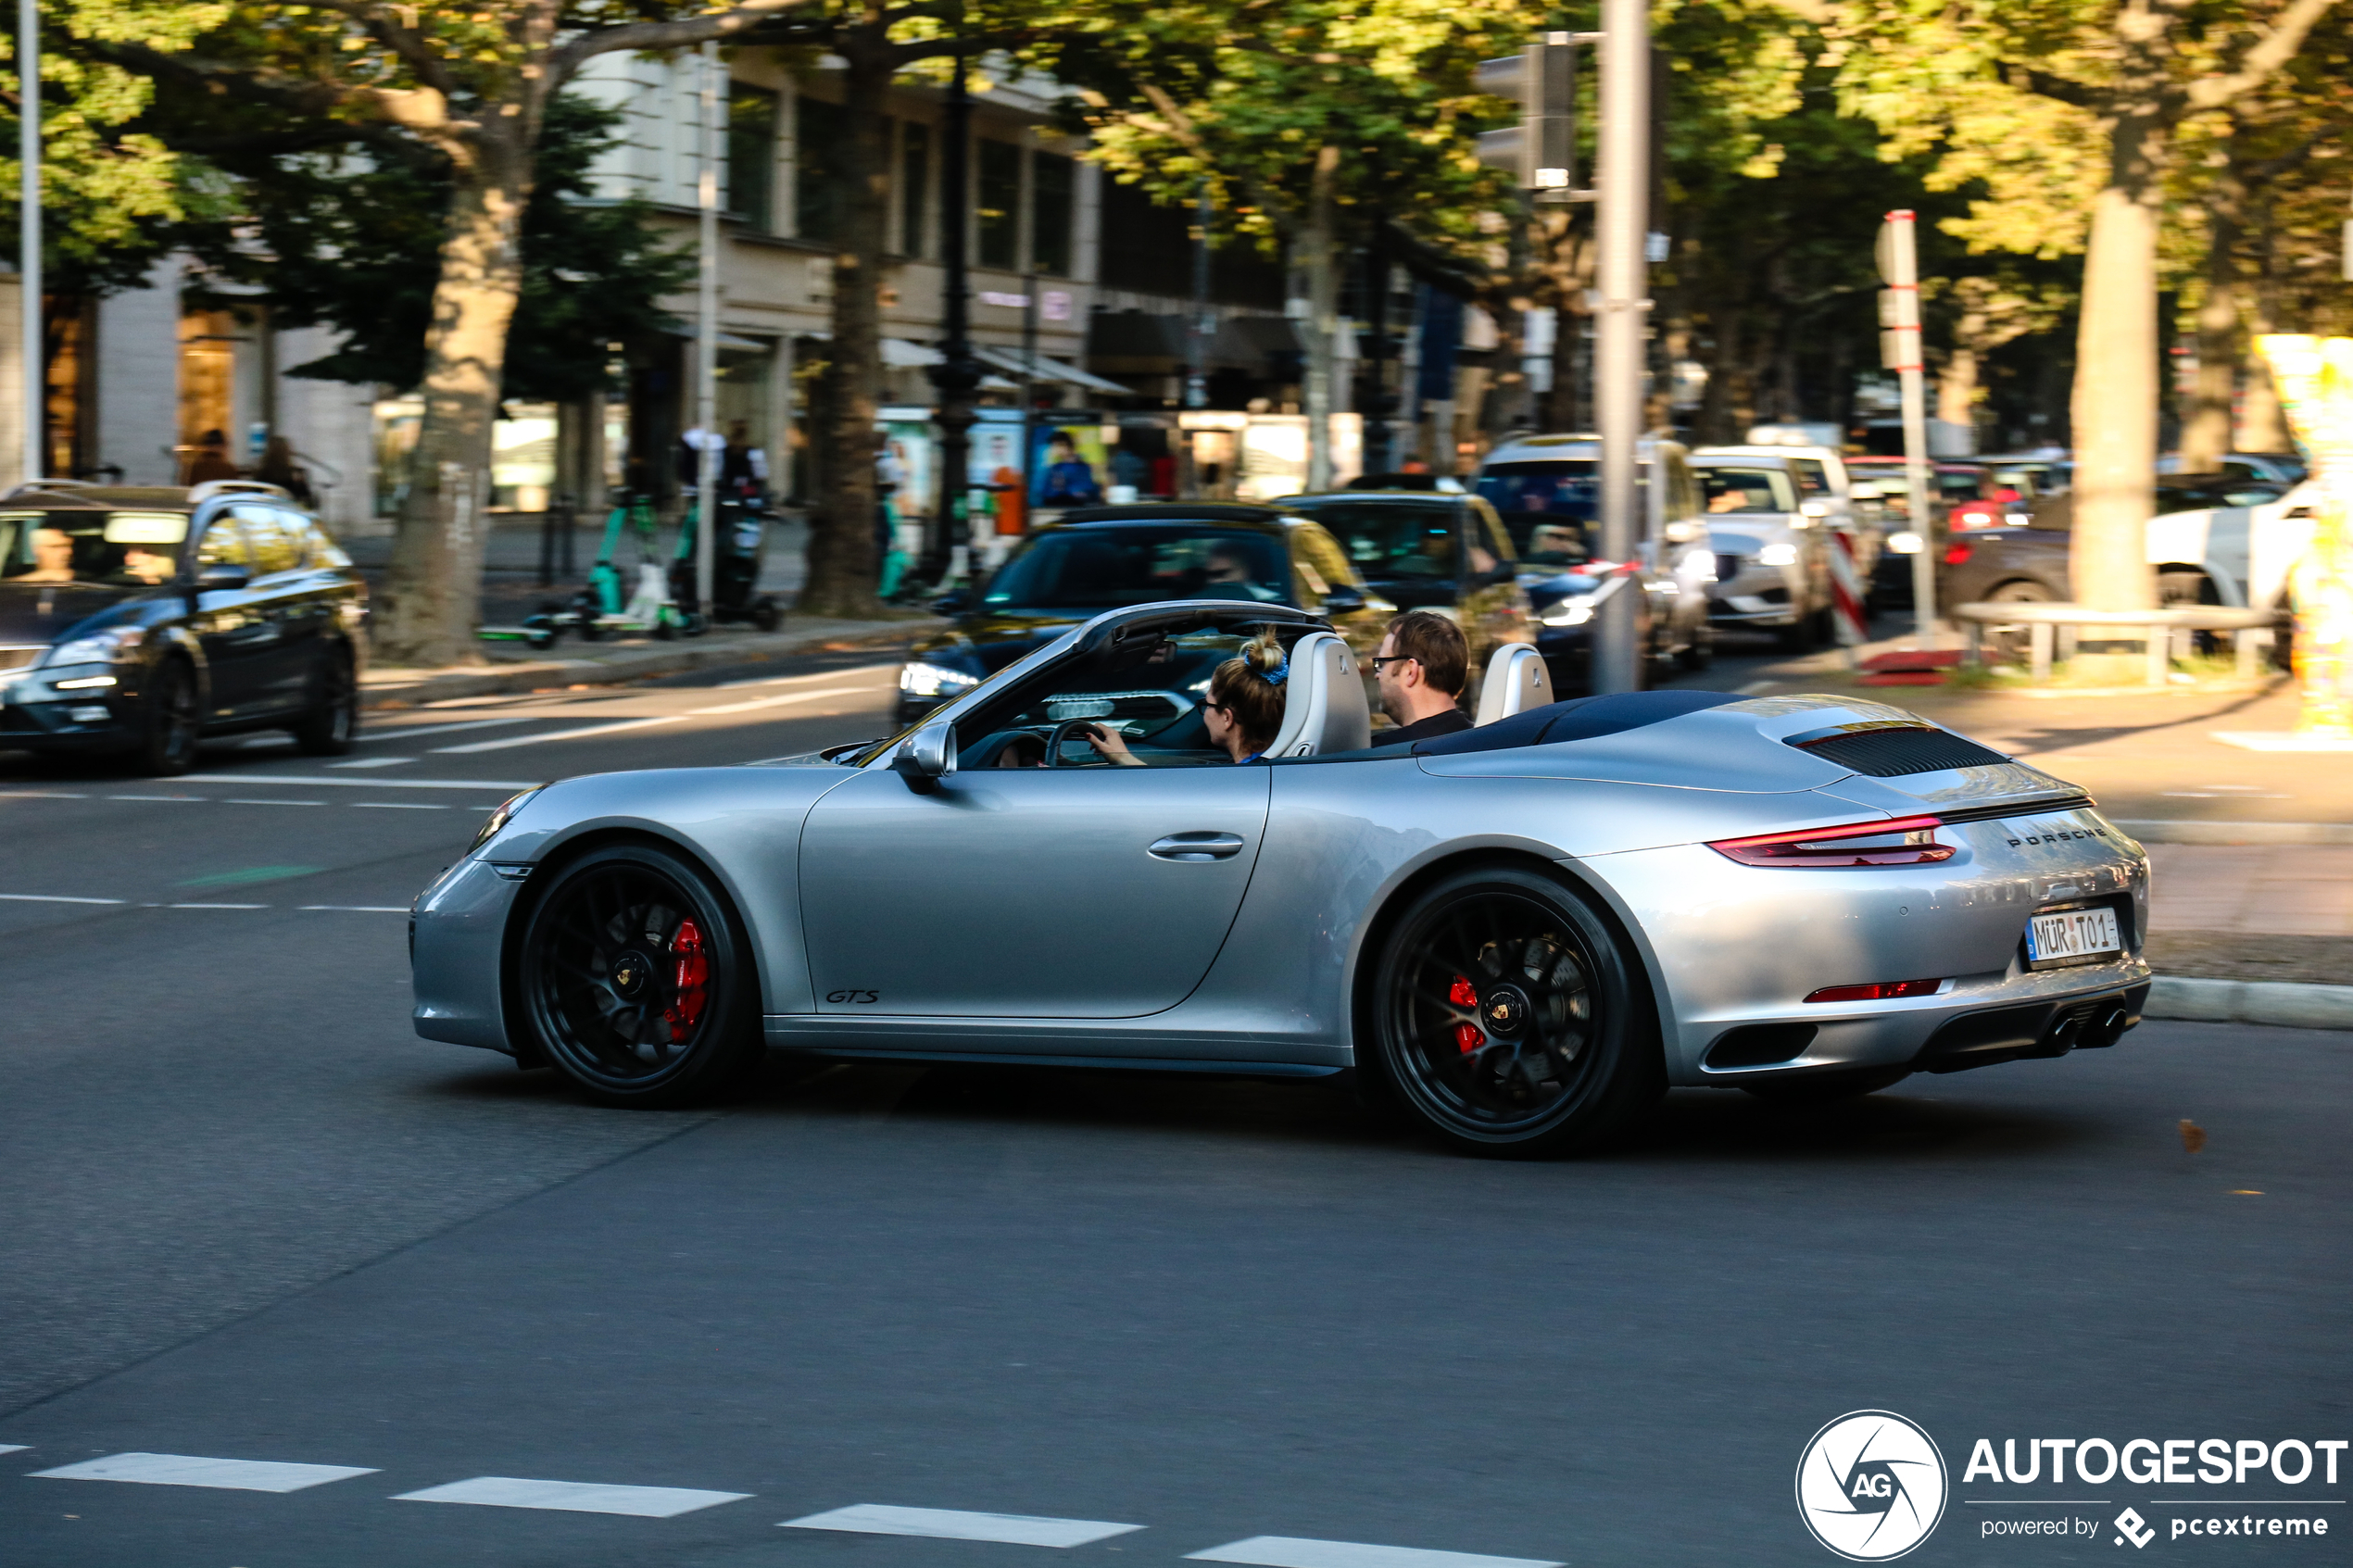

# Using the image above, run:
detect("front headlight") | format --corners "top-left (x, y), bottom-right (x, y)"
top-left (1758, 542), bottom-right (1800, 568)
top-left (45, 625), bottom-right (145, 666)
top-left (1675, 546), bottom-right (1718, 581)
top-left (470, 785), bottom-right (545, 855)
top-left (1887, 531), bottom-right (1924, 555)
top-left (1540, 597), bottom-right (1596, 628)
top-left (900, 660), bottom-right (980, 698)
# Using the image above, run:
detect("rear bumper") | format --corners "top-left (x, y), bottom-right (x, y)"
top-left (1695, 975), bottom-right (2154, 1084)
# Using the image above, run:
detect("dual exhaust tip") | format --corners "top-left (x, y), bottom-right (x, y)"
top-left (2038, 999), bottom-right (2133, 1056)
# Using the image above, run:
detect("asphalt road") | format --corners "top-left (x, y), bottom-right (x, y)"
top-left (3, 633), bottom-right (2346, 1568)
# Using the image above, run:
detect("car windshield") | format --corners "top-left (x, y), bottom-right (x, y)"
top-left (1475, 461), bottom-right (1596, 567)
top-left (1696, 468), bottom-right (1792, 515)
top-left (1282, 498), bottom-right (1458, 582)
top-left (0, 509), bottom-right (188, 586)
top-left (981, 525), bottom-right (1290, 611)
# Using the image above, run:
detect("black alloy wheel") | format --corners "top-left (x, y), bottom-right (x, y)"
top-left (291, 646), bottom-right (359, 755)
top-left (1365, 864), bottom-right (1664, 1157)
top-left (134, 659), bottom-right (201, 776)
top-left (1741, 1066), bottom-right (1912, 1105)
top-left (517, 844), bottom-right (761, 1106)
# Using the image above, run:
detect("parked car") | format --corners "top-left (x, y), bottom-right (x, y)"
top-left (0, 479), bottom-right (366, 774)
top-left (1688, 452), bottom-right (1835, 650)
top-left (1471, 433), bottom-right (1715, 684)
top-left (1267, 487), bottom-right (1533, 696)
top-left (2157, 451), bottom-right (2308, 487)
top-left (898, 503), bottom-right (1401, 729)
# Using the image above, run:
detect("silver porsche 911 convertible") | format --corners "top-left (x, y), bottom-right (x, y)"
top-left (410, 599), bottom-right (2151, 1157)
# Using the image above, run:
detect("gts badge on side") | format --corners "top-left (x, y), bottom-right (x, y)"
top-left (825, 989), bottom-right (881, 1005)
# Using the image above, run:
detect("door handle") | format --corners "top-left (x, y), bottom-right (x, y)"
top-left (1148, 832), bottom-right (1246, 862)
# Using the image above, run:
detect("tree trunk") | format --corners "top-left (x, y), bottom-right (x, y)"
top-left (1302, 143), bottom-right (1340, 491)
top-left (2067, 105), bottom-right (2167, 615)
top-left (2238, 199), bottom-right (2290, 453)
top-left (2179, 169), bottom-right (2243, 475)
top-left (376, 133), bottom-right (534, 666)
top-left (800, 20), bottom-right (892, 618)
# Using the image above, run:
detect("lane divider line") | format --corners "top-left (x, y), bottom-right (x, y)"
top-left (353, 802), bottom-right (448, 810)
top-left (298, 905), bottom-right (409, 913)
top-left (688, 685), bottom-right (866, 717)
top-left (169, 902), bottom-right (268, 910)
top-left (0, 893), bottom-right (124, 905)
top-left (715, 661), bottom-right (901, 689)
top-left (0, 790), bottom-right (87, 799)
top-left (30, 1453), bottom-right (379, 1493)
top-left (357, 715), bottom-right (542, 742)
top-left (180, 774), bottom-right (538, 790)
top-left (326, 758), bottom-right (415, 770)
top-left (781, 1504), bottom-right (1146, 1548)
top-left (224, 798), bottom-right (327, 807)
top-left (434, 716), bottom-right (686, 755)
top-left (395, 1476), bottom-right (753, 1518)
top-left (107, 795), bottom-right (200, 802)
top-left (1188, 1539), bottom-right (1566, 1568)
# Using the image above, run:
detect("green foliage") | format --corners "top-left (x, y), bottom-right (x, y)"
top-left (181, 94), bottom-right (691, 399)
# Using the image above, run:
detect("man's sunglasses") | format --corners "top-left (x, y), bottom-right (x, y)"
top-left (1368, 655), bottom-right (1421, 672)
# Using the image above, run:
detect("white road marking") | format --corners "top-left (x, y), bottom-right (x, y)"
top-left (687, 685), bottom-right (866, 716)
top-left (395, 1476), bottom-right (750, 1517)
top-left (1187, 1540), bottom-right (1562, 1568)
top-left (0, 790), bottom-right (86, 799)
top-left (224, 798), bottom-right (326, 807)
top-left (0, 1446), bottom-right (25, 1454)
top-left (30, 1453), bottom-right (377, 1492)
top-left (107, 794), bottom-right (199, 802)
top-left (782, 1504), bottom-right (1145, 1547)
top-left (299, 905), bottom-right (409, 912)
top-left (0, 893), bottom-right (124, 905)
top-left (716, 661), bottom-right (900, 689)
top-left (169, 903), bottom-right (268, 910)
top-left (359, 715), bottom-right (541, 742)
top-left (180, 774), bottom-right (538, 790)
top-left (353, 802), bottom-right (448, 809)
top-left (328, 757), bottom-right (414, 769)
top-left (434, 715), bottom-right (686, 754)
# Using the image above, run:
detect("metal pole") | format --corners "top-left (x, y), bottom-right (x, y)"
top-left (1020, 263), bottom-right (1038, 513)
top-left (19, 0), bottom-right (39, 485)
top-left (925, 43), bottom-right (979, 585)
top-left (1883, 209), bottom-right (1935, 640)
top-left (1592, 0), bottom-right (1648, 695)
top-left (694, 42), bottom-right (720, 616)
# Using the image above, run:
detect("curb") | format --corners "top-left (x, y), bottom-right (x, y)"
top-left (2145, 976), bottom-right (2353, 1032)
top-left (358, 619), bottom-right (946, 710)
top-left (2116, 820), bottom-right (2353, 846)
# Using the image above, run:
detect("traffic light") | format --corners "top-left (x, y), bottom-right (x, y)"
top-left (1476, 33), bottom-right (1586, 200)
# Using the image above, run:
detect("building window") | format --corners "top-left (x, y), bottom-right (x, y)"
top-left (728, 84), bottom-right (779, 232)
top-left (976, 139), bottom-right (1021, 270)
top-left (796, 95), bottom-right (845, 244)
top-left (1031, 152), bottom-right (1074, 277)
top-left (900, 119), bottom-right (929, 258)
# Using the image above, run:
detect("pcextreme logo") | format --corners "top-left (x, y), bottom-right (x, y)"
top-left (1797, 1410), bottom-right (1951, 1562)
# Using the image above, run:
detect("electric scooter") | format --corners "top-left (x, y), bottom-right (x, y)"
top-left (670, 490), bottom-right (784, 632)
top-left (551, 489), bottom-right (706, 641)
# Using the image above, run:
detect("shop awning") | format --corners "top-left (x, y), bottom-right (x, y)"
top-left (969, 345), bottom-right (1132, 395)
top-left (881, 338), bottom-right (943, 368)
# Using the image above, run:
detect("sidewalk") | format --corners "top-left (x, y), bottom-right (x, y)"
top-left (1710, 634), bottom-right (2353, 1027)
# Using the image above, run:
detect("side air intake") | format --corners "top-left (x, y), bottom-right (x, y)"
top-left (1785, 722), bottom-right (2008, 778)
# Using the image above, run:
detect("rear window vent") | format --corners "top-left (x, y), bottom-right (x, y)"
top-left (1788, 725), bottom-right (2009, 777)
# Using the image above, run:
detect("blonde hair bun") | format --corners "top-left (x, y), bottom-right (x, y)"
top-left (1240, 628), bottom-right (1286, 677)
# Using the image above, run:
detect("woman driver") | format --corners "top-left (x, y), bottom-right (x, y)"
top-left (1087, 629), bottom-right (1288, 766)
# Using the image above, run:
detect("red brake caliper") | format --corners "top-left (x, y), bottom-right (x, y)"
top-left (1449, 974), bottom-right (1483, 1054)
top-left (664, 918), bottom-right (710, 1036)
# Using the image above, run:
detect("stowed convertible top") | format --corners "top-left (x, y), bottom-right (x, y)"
top-left (1405, 691), bottom-right (1740, 757)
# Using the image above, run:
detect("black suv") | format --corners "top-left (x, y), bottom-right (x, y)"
top-left (0, 481), bottom-right (367, 773)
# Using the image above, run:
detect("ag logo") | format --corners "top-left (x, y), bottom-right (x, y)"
top-left (1795, 1410), bottom-right (1948, 1562)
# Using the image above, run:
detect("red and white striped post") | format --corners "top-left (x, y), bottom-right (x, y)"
top-left (1825, 524), bottom-right (1870, 660)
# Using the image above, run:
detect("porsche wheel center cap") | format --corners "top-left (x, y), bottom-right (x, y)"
top-left (1482, 985), bottom-right (1529, 1037)
top-left (612, 950), bottom-right (654, 1000)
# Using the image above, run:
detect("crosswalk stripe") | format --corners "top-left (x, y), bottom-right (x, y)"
top-left (30, 1452), bottom-right (377, 1492)
top-left (782, 1503), bottom-right (1146, 1547)
top-left (1187, 1538), bottom-right (1563, 1568)
top-left (394, 1476), bottom-right (751, 1517)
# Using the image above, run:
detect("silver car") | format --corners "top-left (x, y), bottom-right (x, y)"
top-left (1690, 453), bottom-right (1836, 650)
top-left (410, 601), bottom-right (2153, 1158)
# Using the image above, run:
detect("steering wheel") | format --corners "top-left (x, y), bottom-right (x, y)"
top-left (1044, 718), bottom-right (1105, 768)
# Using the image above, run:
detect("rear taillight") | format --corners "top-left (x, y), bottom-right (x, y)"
top-left (1706, 814), bottom-right (1955, 867)
top-left (1943, 539), bottom-right (1973, 566)
top-left (1804, 978), bottom-right (1944, 1003)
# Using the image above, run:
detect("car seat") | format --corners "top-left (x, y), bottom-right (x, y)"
top-left (1263, 631), bottom-right (1371, 757)
top-left (1474, 643), bottom-right (1552, 725)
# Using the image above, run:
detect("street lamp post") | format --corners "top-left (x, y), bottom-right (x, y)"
top-left (19, 0), bottom-right (39, 485)
top-left (925, 46), bottom-right (982, 587)
top-left (695, 41), bottom-right (720, 617)
top-left (1592, 0), bottom-right (1650, 695)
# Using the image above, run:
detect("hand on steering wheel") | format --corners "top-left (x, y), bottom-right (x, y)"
top-left (1045, 718), bottom-right (1139, 767)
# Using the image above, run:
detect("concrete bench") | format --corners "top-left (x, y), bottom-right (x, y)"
top-left (1951, 601), bottom-right (2278, 684)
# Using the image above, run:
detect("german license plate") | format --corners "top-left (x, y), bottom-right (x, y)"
top-left (2025, 906), bottom-right (2122, 968)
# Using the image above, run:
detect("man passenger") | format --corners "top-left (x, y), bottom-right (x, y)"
top-left (1372, 609), bottom-right (1473, 746)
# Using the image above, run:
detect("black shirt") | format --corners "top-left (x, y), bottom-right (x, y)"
top-left (1381, 708), bottom-right (1474, 747)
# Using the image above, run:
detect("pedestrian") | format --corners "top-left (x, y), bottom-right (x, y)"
top-left (255, 436), bottom-right (315, 506)
top-left (185, 430), bottom-right (239, 486)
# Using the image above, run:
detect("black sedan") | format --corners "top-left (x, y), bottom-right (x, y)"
top-left (0, 481), bottom-right (366, 773)
top-left (898, 504), bottom-right (1394, 727)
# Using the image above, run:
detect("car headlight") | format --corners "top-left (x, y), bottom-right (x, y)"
top-left (1540, 597), bottom-right (1595, 628)
top-left (45, 625), bottom-right (145, 667)
top-left (470, 785), bottom-right (545, 855)
top-left (1758, 542), bottom-right (1800, 567)
top-left (1675, 546), bottom-right (1718, 581)
top-left (1887, 531), bottom-right (1924, 555)
top-left (900, 660), bottom-right (981, 698)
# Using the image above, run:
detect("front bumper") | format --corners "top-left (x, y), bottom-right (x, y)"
top-left (410, 855), bottom-right (526, 1053)
top-left (0, 682), bottom-right (139, 751)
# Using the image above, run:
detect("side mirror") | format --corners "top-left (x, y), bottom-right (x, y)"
top-left (890, 723), bottom-right (957, 794)
top-left (195, 563), bottom-right (250, 593)
top-left (1321, 583), bottom-right (1366, 613)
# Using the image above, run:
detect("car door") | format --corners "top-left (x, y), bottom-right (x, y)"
top-left (185, 513), bottom-right (276, 721)
top-left (227, 504), bottom-right (315, 712)
top-left (797, 635), bottom-right (1273, 1024)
